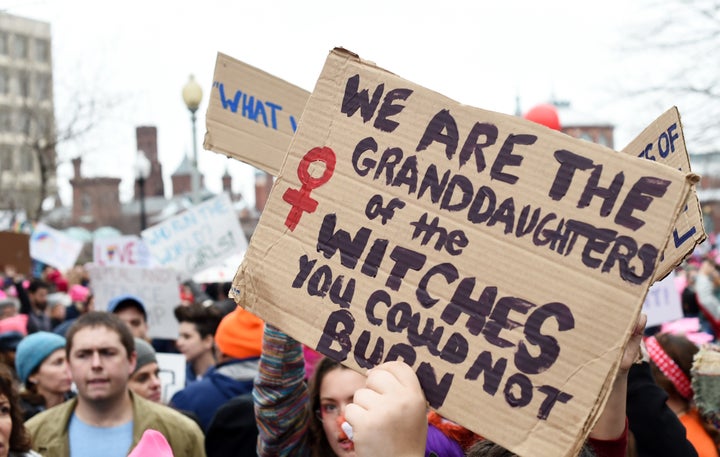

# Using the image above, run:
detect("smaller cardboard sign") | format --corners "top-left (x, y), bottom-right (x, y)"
top-left (642, 270), bottom-right (683, 327)
top-left (141, 193), bottom-right (247, 276)
top-left (87, 264), bottom-right (181, 339)
top-left (621, 107), bottom-right (705, 280)
top-left (29, 223), bottom-right (84, 272)
top-left (204, 52), bottom-right (310, 175)
top-left (0, 232), bottom-right (31, 275)
top-left (93, 235), bottom-right (154, 267)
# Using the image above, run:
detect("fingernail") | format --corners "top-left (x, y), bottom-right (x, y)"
top-left (341, 421), bottom-right (354, 441)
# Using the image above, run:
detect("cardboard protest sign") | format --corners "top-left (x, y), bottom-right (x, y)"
top-left (87, 264), bottom-right (181, 339)
top-left (0, 232), bottom-right (31, 275)
top-left (621, 107), bottom-right (705, 280)
top-left (232, 48), bottom-right (694, 457)
top-left (29, 223), bottom-right (84, 272)
top-left (93, 235), bottom-right (154, 267)
top-left (141, 193), bottom-right (247, 276)
top-left (642, 270), bottom-right (684, 327)
top-left (204, 52), bottom-right (310, 175)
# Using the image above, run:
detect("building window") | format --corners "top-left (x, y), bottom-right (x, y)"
top-left (34, 73), bottom-right (50, 101)
top-left (580, 132), bottom-right (593, 142)
top-left (0, 33), bottom-right (7, 56)
top-left (0, 145), bottom-right (13, 171)
top-left (82, 194), bottom-right (92, 214)
top-left (0, 68), bottom-right (7, 95)
top-left (14, 111), bottom-right (30, 134)
top-left (34, 39), bottom-right (49, 62)
top-left (0, 110), bottom-right (10, 133)
top-left (17, 71), bottom-right (29, 98)
top-left (19, 146), bottom-right (33, 172)
top-left (598, 133), bottom-right (609, 147)
top-left (13, 35), bottom-right (28, 60)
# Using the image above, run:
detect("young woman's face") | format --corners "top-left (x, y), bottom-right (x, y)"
top-left (319, 367), bottom-right (366, 457)
top-left (32, 348), bottom-right (72, 397)
top-left (176, 322), bottom-right (213, 363)
top-left (128, 362), bottom-right (162, 403)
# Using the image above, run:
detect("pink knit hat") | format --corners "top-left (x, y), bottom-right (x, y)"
top-left (128, 430), bottom-right (174, 457)
top-left (69, 284), bottom-right (90, 303)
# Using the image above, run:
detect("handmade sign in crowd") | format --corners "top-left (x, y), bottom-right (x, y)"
top-left (641, 270), bottom-right (683, 327)
top-left (230, 48), bottom-right (695, 457)
top-left (621, 107), bottom-right (705, 280)
top-left (29, 223), bottom-right (83, 272)
top-left (140, 193), bottom-right (247, 276)
top-left (0, 232), bottom-right (31, 275)
top-left (93, 235), bottom-right (154, 267)
top-left (87, 264), bottom-right (181, 339)
top-left (204, 52), bottom-right (309, 175)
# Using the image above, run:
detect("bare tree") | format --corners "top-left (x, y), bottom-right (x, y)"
top-left (621, 0), bottom-right (720, 151)
top-left (7, 70), bottom-right (120, 223)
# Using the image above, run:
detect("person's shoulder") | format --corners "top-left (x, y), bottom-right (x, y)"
top-left (134, 395), bottom-right (203, 433)
top-left (9, 451), bottom-right (42, 457)
top-left (171, 376), bottom-right (211, 403)
top-left (26, 399), bottom-right (74, 430)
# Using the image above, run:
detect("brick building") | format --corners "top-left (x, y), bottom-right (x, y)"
top-left (44, 125), bottom-right (269, 240)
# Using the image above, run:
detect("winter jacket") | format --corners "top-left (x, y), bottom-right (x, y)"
top-left (170, 357), bottom-right (258, 431)
top-left (25, 391), bottom-right (205, 457)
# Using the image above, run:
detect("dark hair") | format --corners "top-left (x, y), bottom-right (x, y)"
top-left (649, 333), bottom-right (719, 445)
top-left (174, 304), bottom-right (222, 339)
top-left (27, 279), bottom-right (49, 294)
top-left (649, 333), bottom-right (697, 400)
top-left (466, 439), bottom-right (597, 457)
top-left (0, 364), bottom-right (32, 452)
top-left (308, 357), bottom-right (347, 457)
top-left (66, 312), bottom-right (135, 359)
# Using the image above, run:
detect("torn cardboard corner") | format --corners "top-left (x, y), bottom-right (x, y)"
top-left (232, 47), bottom-right (693, 457)
top-left (621, 107), bottom-right (706, 280)
top-left (203, 52), bottom-right (310, 175)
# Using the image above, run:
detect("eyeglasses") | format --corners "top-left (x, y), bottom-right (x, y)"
top-left (315, 404), bottom-right (341, 422)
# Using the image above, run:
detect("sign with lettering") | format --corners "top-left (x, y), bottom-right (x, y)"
top-left (231, 48), bottom-right (694, 457)
top-left (204, 52), bottom-right (310, 175)
top-left (642, 270), bottom-right (683, 327)
top-left (29, 223), bottom-right (83, 272)
top-left (622, 107), bottom-right (705, 280)
top-left (87, 264), bottom-right (181, 339)
top-left (141, 193), bottom-right (247, 276)
top-left (93, 235), bottom-right (154, 267)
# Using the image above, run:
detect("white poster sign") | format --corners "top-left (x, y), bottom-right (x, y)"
top-left (29, 223), bottom-right (84, 272)
top-left (157, 352), bottom-right (187, 404)
top-left (642, 270), bottom-right (684, 327)
top-left (93, 235), bottom-right (154, 267)
top-left (87, 264), bottom-right (181, 339)
top-left (141, 193), bottom-right (247, 275)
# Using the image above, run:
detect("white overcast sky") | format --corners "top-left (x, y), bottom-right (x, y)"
top-left (2, 0), bottom-right (700, 206)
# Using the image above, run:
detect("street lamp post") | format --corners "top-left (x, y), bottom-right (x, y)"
top-left (182, 74), bottom-right (203, 205)
top-left (135, 150), bottom-right (151, 232)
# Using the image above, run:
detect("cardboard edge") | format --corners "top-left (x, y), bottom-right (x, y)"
top-left (578, 172), bottom-right (695, 443)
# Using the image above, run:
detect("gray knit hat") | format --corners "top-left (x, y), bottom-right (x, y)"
top-left (133, 338), bottom-right (157, 374)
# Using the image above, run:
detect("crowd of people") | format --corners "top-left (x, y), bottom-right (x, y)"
top-left (0, 252), bottom-right (716, 456)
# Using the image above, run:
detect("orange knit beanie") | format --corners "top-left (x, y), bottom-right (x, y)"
top-left (214, 307), bottom-right (264, 359)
